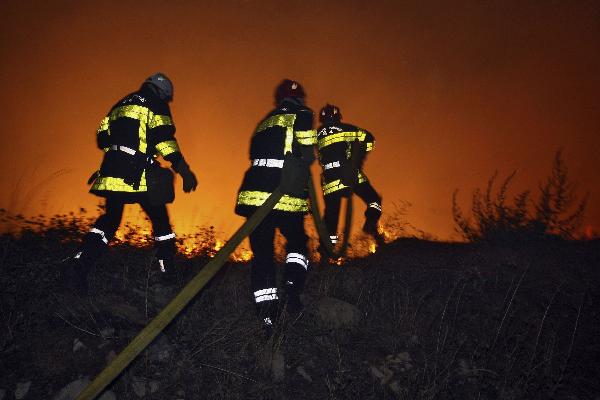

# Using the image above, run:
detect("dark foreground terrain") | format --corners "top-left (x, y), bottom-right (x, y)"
top-left (1, 224), bottom-right (599, 399)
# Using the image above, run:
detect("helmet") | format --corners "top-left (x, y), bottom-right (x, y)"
top-left (144, 72), bottom-right (173, 101)
top-left (275, 79), bottom-right (306, 104)
top-left (319, 103), bottom-right (342, 124)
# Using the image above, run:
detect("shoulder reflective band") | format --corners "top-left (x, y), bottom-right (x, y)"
top-left (90, 227), bottom-right (108, 244)
top-left (323, 161), bottom-right (341, 170)
top-left (148, 114), bottom-right (173, 129)
top-left (369, 202), bottom-right (382, 212)
top-left (254, 287), bottom-right (278, 303)
top-left (295, 129), bottom-right (317, 145)
top-left (97, 117), bottom-right (109, 133)
top-left (286, 252), bottom-right (309, 270)
top-left (237, 190), bottom-right (308, 212)
top-left (366, 142), bottom-right (374, 152)
top-left (255, 114), bottom-right (297, 154)
top-left (317, 130), bottom-right (367, 150)
top-left (252, 158), bottom-right (284, 168)
top-left (110, 145), bottom-right (137, 155)
top-left (155, 233), bottom-right (175, 241)
top-left (91, 173), bottom-right (148, 192)
top-left (155, 140), bottom-right (180, 157)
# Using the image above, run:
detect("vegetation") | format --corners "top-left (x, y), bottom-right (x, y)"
top-left (453, 150), bottom-right (588, 242)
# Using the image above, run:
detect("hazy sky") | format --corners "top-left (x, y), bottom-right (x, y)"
top-left (1, 0), bottom-right (599, 240)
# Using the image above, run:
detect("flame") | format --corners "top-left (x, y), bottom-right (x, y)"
top-left (369, 242), bottom-right (377, 253)
top-left (377, 225), bottom-right (392, 243)
top-left (331, 257), bottom-right (345, 266)
top-left (231, 249), bottom-right (253, 262)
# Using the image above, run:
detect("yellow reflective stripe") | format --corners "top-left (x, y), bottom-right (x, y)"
top-left (256, 114), bottom-right (297, 154)
top-left (237, 190), bottom-right (308, 212)
top-left (102, 147), bottom-right (110, 153)
top-left (366, 141), bottom-right (374, 152)
top-left (109, 105), bottom-right (151, 153)
top-left (149, 114), bottom-right (173, 129)
top-left (97, 117), bottom-right (109, 133)
top-left (156, 140), bottom-right (180, 157)
top-left (91, 171), bottom-right (148, 192)
top-left (317, 131), bottom-right (366, 149)
top-left (322, 173), bottom-right (368, 195)
top-left (322, 179), bottom-right (347, 195)
top-left (296, 129), bottom-right (317, 145)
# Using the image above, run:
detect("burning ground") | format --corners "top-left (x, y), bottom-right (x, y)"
top-left (0, 214), bottom-right (599, 399)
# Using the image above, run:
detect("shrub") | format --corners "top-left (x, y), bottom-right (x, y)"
top-left (453, 149), bottom-right (588, 242)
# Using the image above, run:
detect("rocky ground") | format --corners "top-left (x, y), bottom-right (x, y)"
top-left (1, 223), bottom-right (599, 399)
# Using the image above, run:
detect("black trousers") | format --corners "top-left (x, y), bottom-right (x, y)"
top-left (79, 197), bottom-right (175, 261)
top-left (323, 181), bottom-right (382, 236)
top-left (249, 212), bottom-right (309, 322)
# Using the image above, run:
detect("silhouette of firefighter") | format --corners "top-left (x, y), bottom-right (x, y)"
top-left (64, 73), bottom-right (198, 295)
top-left (235, 79), bottom-right (316, 335)
top-left (317, 104), bottom-right (382, 244)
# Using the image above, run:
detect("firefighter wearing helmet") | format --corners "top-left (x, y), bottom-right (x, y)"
top-left (63, 72), bottom-right (198, 295)
top-left (235, 79), bottom-right (317, 336)
top-left (317, 103), bottom-right (382, 244)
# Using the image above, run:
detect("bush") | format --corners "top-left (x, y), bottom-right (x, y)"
top-left (453, 149), bottom-right (588, 242)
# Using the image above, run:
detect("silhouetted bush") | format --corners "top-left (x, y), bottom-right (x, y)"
top-left (453, 149), bottom-right (588, 242)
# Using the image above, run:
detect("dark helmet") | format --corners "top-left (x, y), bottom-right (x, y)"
top-left (144, 72), bottom-right (173, 101)
top-left (275, 79), bottom-right (306, 104)
top-left (319, 103), bottom-right (342, 124)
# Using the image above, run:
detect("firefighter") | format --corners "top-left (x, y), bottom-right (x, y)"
top-left (317, 104), bottom-right (382, 246)
top-left (63, 72), bottom-right (198, 295)
top-left (235, 79), bottom-right (316, 334)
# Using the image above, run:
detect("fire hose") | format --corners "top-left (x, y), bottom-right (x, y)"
top-left (76, 153), bottom-right (357, 399)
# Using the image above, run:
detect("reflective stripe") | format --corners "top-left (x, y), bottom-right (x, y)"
top-left (317, 130), bottom-right (367, 149)
top-left (369, 202), bottom-right (382, 212)
top-left (91, 172), bottom-right (148, 192)
top-left (237, 190), bottom-right (309, 212)
top-left (264, 317), bottom-right (273, 326)
top-left (156, 140), bottom-right (180, 157)
top-left (330, 235), bottom-right (339, 244)
top-left (90, 227), bottom-right (108, 244)
top-left (159, 259), bottom-right (166, 272)
top-left (366, 142), bottom-right (374, 152)
top-left (110, 145), bottom-right (137, 155)
top-left (149, 114), bottom-right (173, 129)
top-left (323, 161), bottom-right (341, 170)
top-left (97, 117), bottom-right (109, 133)
top-left (286, 252), bottom-right (309, 270)
top-left (74, 251), bottom-right (83, 259)
top-left (254, 287), bottom-right (278, 303)
top-left (252, 158), bottom-right (284, 168)
top-left (322, 172), bottom-right (368, 196)
top-left (108, 105), bottom-right (151, 154)
top-left (255, 114), bottom-right (296, 154)
top-left (155, 233), bottom-right (175, 241)
top-left (296, 129), bottom-right (317, 145)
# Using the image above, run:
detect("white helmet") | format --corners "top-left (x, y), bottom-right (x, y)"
top-left (144, 72), bottom-right (173, 101)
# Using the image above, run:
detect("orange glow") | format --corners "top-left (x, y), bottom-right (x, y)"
top-left (584, 225), bottom-right (594, 240)
top-left (369, 242), bottom-right (377, 254)
top-left (1, 2), bottom-right (599, 242)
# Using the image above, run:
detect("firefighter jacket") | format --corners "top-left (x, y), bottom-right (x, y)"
top-left (90, 85), bottom-right (183, 201)
top-left (235, 99), bottom-right (317, 217)
top-left (317, 122), bottom-right (375, 196)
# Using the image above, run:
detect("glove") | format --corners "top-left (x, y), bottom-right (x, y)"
top-left (175, 159), bottom-right (198, 193)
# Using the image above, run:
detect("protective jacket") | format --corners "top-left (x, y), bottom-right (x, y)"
top-left (90, 85), bottom-right (183, 201)
top-left (235, 99), bottom-right (316, 217)
top-left (317, 122), bottom-right (375, 196)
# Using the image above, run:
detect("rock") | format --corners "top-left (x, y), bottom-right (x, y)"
top-left (107, 303), bottom-right (146, 325)
top-left (340, 266), bottom-right (365, 298)
top-left (149, 334), bottom-right (173, 363)
top-left (296, 366), bottom-right (312, 382)
top-left (100, 327), bottom-right (115, 339)
top-left (73, 338), bottom-right (86, 353)
top-left (53, 378), bottom-right (117, 400)
top-left (132, 378), bottom-right (159, 397)
top-left (15, 381), bottom-right (31, 399)
top-left (314, 297), bottom-right (362, 329)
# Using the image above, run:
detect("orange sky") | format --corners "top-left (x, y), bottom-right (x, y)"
top-left (1, 1), bottom-right (599, 240)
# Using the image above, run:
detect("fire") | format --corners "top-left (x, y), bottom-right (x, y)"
top-left (369, 242), bottom-right (377, 253)
top-left (377, 225), bottom-right (392, 243)
top-left (231, 249), bottom-right (253, 262)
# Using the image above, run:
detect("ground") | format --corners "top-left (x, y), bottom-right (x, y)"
top-left (1, 224), bottom-right (599, 399)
